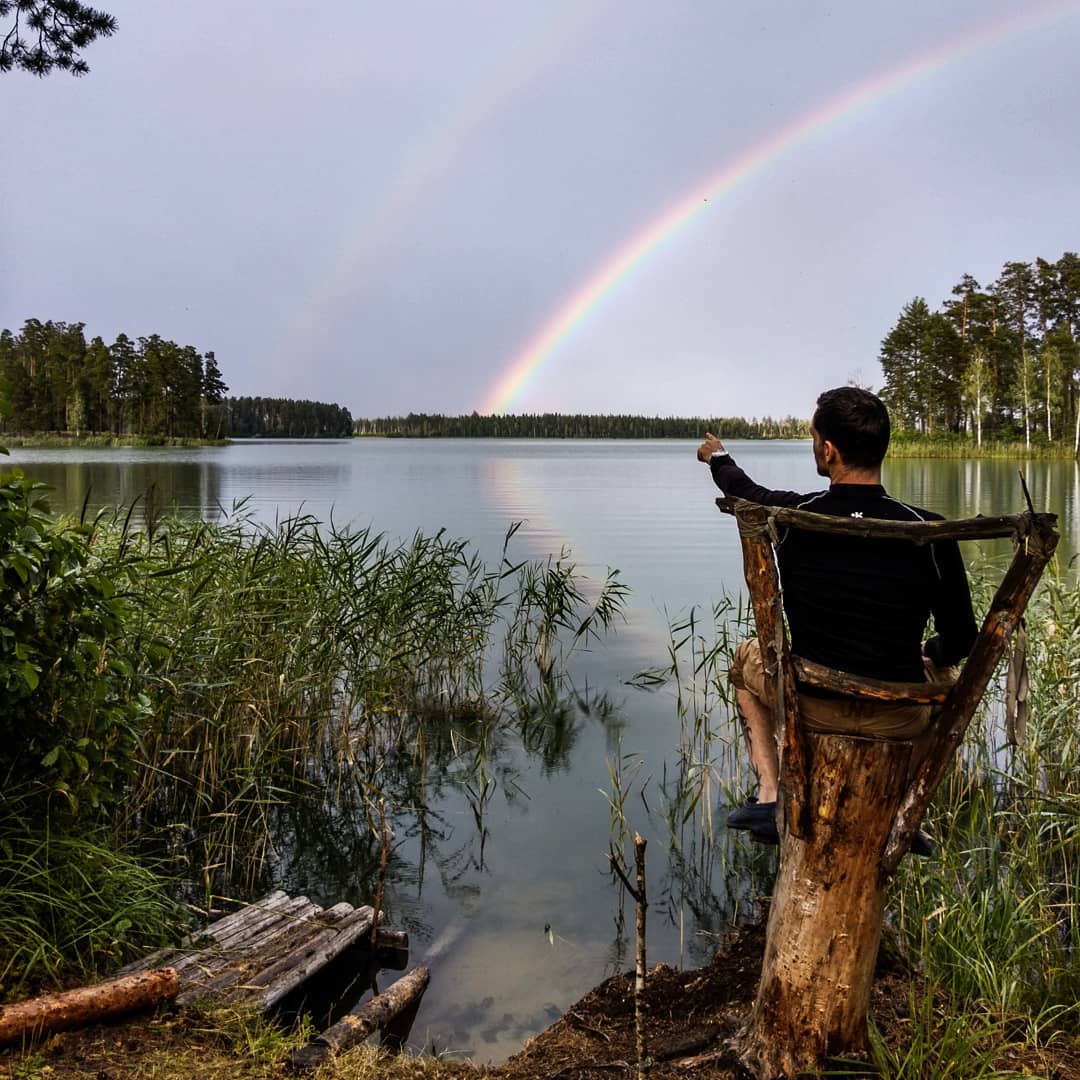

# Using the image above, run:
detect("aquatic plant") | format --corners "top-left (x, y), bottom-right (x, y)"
top-left (80, 507), bottom-right (629, 902)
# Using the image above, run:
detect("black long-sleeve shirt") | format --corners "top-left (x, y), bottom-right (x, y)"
top-left (710, 452), bottom-right (978, 683)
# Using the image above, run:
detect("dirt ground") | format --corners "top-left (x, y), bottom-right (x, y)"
top-left (3, 924), bottom-right (1078, 1079)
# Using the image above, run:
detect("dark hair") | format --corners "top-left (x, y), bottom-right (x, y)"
top-left (812, 387), bottom-right (890, 468)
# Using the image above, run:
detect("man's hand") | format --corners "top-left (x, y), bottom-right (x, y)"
top-left (697, 432), bottom-right (726, 463)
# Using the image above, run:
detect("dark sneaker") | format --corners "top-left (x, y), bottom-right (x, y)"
top-left (909, 830), bottom-right (936, 858)
top-left (726, 799), bottom-right (777, 832)
top-left (750, 819), bottom-right (779, 845)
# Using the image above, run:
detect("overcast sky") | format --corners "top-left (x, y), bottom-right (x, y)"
top-left (4, 1), bottom-right (1079, 418)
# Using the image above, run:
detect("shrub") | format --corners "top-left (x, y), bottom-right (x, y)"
top-left (0, 467), bottom-right (148, 815)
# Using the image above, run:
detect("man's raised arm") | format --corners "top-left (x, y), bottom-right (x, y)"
top-left (697, 432), bottom-right (809, 508)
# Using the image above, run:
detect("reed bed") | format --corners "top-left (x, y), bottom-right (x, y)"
top-left (890, 568), bottom-right (1080, 1041)
top-left (89, 508), bottom-right (627, 900)
top-left (889, 432), bottom-right (1079, 459)
top-left (0, 501), bottom-right (627, 990)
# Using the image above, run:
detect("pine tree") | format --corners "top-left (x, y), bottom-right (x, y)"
top-left (1, 0), bottom-right (117, 76)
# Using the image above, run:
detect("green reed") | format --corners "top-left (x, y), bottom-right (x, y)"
top-left (889, 432), bottom-right (1078, 459)
top-left (82, 507), bottom-right (626, 902)
top-left (0, 793), bottom-right (184, 995)
top-left (891, 568), bottom-right (1080, 1036)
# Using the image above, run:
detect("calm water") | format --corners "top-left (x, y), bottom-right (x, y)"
top-left (9, 439), bottom-right (1078, 1061)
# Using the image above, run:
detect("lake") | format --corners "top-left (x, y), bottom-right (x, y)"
top-left (8, 439), bottom-right (1078, 1061)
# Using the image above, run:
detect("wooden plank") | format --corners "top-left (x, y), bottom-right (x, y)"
top-left (169, 899), bottom-right (322, 982)
top-left (205, 897), bottom-right (319, 952)
top-left (287, 966), bottom-right (430, 1070)
top-left (201, 891), bottom-right (292, 942)
top-left (176, 905), bottom-right (338, 1005)
top-left (117, 891), bottom-right (294, 976)
top-left (258, 905), bottom-right (377, 1009)
top-left (792, 657), bottom-right (952, 705)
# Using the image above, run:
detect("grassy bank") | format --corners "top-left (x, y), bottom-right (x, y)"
top-left (889, 431), bottom-right (1080, 459)
top-left (2, 433), bottom-right (228, 448)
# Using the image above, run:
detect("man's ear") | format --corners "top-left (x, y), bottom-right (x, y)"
top-left (822, 440), bottom-right (840, 468)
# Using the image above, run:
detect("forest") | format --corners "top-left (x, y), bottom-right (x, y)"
top-left (227, 396), bottom-right (354, 438)
top-left (0, 319), bottom-right (352, 440)
top-left (878, 252), bottom-right (1080, 450)
top-left (354, 412), bottom-right (809, 439)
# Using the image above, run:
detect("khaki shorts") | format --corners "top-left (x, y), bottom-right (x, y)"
top-left (729, 638), bottom-right (958, 740)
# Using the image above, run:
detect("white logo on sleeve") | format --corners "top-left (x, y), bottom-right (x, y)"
top-left (850, 511), bottom-right (863, 518)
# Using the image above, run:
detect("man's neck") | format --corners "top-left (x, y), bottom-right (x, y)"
top-left (828, 463), bottom-right (882, 485)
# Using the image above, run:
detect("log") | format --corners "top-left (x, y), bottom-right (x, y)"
top-left (0, 969), bottom-right (179, 1046)
top-left (792, 656), bottom-right (952, 704)
top-left (718, 497), bottom-right (1054, 545)
top-left (287, 966), bottom-right (431, 1071)
top-left (736, 503), bottom-right (808, 838)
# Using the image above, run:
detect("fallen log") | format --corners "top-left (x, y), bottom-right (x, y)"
top-left (0, 968), bottom-right (179, 1046)
top-left (287, 965), bottom-right (430, 1071)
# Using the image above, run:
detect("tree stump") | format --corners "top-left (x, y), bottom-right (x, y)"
top-left (739, 732), bottom-right (910, 1076)
top-left (717, 497), bottom-right (1059, 1079)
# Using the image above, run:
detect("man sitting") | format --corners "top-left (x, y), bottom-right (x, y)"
top-left (698, 387), bottom-right (978, 851)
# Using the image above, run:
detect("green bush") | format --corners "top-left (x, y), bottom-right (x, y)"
top-left (0, 467), bottom-right (148, 814)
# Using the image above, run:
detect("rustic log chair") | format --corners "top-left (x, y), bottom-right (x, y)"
top-left (716, 495), bottom-right (1059, 1079)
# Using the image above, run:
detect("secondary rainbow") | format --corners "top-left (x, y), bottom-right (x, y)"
top-left (481, 1), bottom-right (1080, 415)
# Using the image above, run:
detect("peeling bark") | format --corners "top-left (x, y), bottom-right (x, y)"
top-left (0, 969), bottom-right (179, 1045)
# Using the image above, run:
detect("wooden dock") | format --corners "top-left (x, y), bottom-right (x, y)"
top-left (119, 890), bottom-right (400, 1012)
top-left (2, 891), bottom-right (427, 1064)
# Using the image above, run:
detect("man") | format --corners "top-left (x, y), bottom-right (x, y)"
top-left (698, 387), bottom-right (978, 850)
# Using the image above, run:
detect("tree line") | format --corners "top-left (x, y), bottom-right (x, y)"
top-left (1, 319), bottom-right (228, 438)
top-left (227, 397), bottom-right (353, 438)
top-left (0, 319), bottom-right (353, 440)
top-left (878, 252), bottom-right (1080, 450)
top-left (354, 412), bottom-right (810, 439)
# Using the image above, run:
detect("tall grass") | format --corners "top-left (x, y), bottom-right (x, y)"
top-left (0, 794), bottom-right (184, 996)
top-left (91, 508), bottom-right (627, 902)
top-left (889, 432), bottom-right (1078, 459)
top-left (891, 569), bottom-right (1080, 1039)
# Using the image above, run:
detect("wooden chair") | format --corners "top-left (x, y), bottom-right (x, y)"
top-left (716, 495), bottom-right (1059, 1079)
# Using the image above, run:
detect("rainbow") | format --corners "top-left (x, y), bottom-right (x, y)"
top-left (480, 0), bottom-right (1080, 415)
top-left (265, 4), bottom-right (609, 387)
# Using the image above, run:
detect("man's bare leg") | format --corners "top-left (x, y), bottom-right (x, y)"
top-left (736, 687), bottom-right (779, 803)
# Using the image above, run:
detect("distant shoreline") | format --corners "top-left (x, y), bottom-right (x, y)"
top-left (3, 434), bottom-right (228, 449)
top-left (4, 431), bottom-right (1076, 460)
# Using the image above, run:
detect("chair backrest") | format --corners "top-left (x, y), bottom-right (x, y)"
top-left (716, 495), bottom-right (1058, 867)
